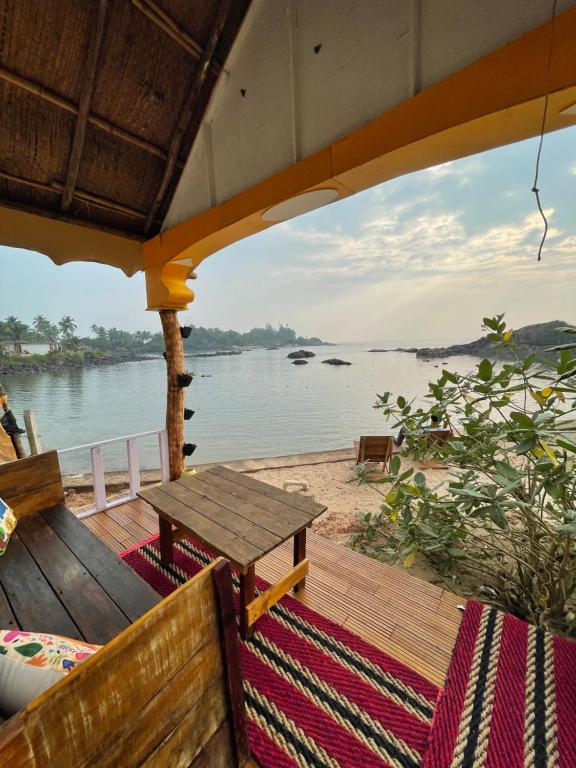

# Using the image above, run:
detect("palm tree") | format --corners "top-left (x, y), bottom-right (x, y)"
top-left (4, 315), bottom-right (30, 341)
top-left (33, 315), bottom-right (53, 341)
top-left (133, 330), bottom-right (152, 346)
top-left (58, 316), bottom-right (77, 339)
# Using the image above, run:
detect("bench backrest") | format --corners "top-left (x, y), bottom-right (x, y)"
top-left (0, 451), bottom-right (64, 518)
top-left (357, 436), bottom-right (394, 464)
top-left (0, 557), bottom-right (249, 767)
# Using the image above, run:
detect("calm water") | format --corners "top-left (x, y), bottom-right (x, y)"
top-left (3, 343), bottom-right (481, 474)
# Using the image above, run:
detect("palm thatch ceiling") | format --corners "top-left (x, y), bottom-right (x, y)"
top-left (0, 0), bottom-right (251, 241)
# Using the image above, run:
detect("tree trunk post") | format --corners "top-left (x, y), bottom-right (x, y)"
top-left (160, 310), bottom-right (185, 480)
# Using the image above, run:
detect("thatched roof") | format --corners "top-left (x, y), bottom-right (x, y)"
top-left (0, 0), bottom-right (251, 241)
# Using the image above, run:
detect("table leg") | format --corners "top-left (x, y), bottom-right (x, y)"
top-left (159, 516), bottom-right (174, 565)
top-left (293, 528), bottom-right (307, 592)
top-left (239, 565), bottom-right (256, 640)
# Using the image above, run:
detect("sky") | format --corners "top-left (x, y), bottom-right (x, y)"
top-left (1, 126), bottom-right (575, 344)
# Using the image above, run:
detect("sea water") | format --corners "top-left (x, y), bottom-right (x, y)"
top-left (2, 342), bottom-right (481, 473)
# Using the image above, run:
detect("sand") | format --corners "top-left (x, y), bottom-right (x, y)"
top-left (249, 455), bottom-right (451, 545)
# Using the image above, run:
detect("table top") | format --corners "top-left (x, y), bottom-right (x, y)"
top-left (138, 464), bottom-right (327, 569)
top-left (0, 505), bottom-right (160, 644)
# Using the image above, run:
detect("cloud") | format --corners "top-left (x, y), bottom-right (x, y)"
top-left (276, 199), bottom-right (571, 283)
top-left (422, 158), bottom-right (484, 184)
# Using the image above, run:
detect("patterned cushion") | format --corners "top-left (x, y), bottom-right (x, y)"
top-left (0, 631), bottom-right (101, 674)
top-left (0, 497), bottom-right (16, 556)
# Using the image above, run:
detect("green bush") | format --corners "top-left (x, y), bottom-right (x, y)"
top-left (352, 314), bottom-right (576, 635)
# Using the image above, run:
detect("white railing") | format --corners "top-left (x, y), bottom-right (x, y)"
top-left (58, 429), bottom-right (170, 519)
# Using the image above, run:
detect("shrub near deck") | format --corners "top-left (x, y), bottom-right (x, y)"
top-left (354, 315), bottom-right (576, 636)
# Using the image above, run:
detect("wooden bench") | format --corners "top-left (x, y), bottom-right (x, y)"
top-left (0, 452), bottom-right (160, 642)
top-left (0, 452), bottom-right (250, 766)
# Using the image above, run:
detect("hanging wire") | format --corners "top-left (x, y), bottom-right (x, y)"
top-left (532, 0), bottom-right (559, 262)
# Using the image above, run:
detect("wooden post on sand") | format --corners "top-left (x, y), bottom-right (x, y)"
top-left (23, 410), bottom-right (43, 455)
top-left (160, 310), bottom-right (185, 480)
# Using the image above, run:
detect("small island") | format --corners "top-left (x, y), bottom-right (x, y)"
top-left (369, 321), bottom-right (572, 360)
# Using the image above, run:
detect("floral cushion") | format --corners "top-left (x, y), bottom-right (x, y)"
top-left (0, 497), bottom-right (16, 556)
top-left (0, 631), bottom-right (101, 674)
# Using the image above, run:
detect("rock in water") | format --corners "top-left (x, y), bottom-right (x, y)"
top-left (287, 350), bottom-right (316, 359)
top-left (322, 358), bottom-right (352, 366)
top-left (292, 359), bottom-right (309, 365)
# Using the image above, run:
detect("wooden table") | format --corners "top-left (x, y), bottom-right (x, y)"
top-left (0, 504), bottom-right (160, 643)
top-left (139, 465), bottom-right (327, 638)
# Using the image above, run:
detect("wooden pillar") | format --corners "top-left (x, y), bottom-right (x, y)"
top-left (160, 310), bottom-right (184, 480)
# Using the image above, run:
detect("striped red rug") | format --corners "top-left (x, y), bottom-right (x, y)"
top-left (122, 535), bottom-right (440, 768)
top-left (423, 601), bottom-right (576, 768)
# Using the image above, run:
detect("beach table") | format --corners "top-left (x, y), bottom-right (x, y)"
top-left (138, 465), bottom-right (327, 638)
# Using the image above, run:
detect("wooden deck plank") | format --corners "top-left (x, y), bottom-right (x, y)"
top-left (80, 499), bottom-right (463, 686)
top-left (16, 513), bottom-right (131, 644)
top-left (43, 505), bottom-right (160, 622)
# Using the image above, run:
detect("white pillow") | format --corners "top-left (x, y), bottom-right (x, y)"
top-left (0, 654), bottom-right (63, 717)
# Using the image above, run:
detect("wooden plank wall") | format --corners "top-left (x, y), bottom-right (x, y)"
top-left (0, 451), bottom-right (64, 517)
top-left (0, 559), bottom-right (247, 767)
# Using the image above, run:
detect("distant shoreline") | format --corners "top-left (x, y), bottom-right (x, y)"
top-left (0, 352), bottom-right (156, 376)
top-left (0, 342), bottom-right (335, 376)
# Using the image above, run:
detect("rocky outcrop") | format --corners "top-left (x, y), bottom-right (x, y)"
top-left (0, 353), bottom-right (150, 376)
top-left (188, 350), bottom-right (242, 357)
top-left (369, 348), bottom-right (417, 353)
top-left (370, 321), bottom-right (573, 360)
top-left (322, 358), bottom-right (352, 366)
top-left (287, 350), bottom-right (316, 359)
top-left (292, 359), bottom-right (309, 365)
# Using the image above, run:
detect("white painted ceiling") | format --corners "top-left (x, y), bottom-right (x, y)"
top-left (163, 0), bottom-right (575, 232)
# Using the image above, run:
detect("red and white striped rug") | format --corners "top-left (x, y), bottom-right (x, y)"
top-left (122, 534), bottom-right (440, 768)
top-left (423, 601), bottom-right (576, 768)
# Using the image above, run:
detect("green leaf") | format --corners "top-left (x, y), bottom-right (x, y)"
top-left (447, 548), bottom-right (468, 559)
top-left (403, 551), bottom-right (415, 568)
top-left (450, 487), bottom-right (491, 500)
top-left (510, 412), bottom-right (533, 429)
top-left (557, 437), bottom-right (576, 454)
top-left (483, 317), bottom-right (499, 331)
top-left (389, 455), bottom-right (401, 475)
top-left (478, 359), bottom-right (493, 381)
top-left (515, 437), bottom-right (537, 454)
top-left (557, 522), bottom-right (576, 535)
top-left (413, 472), bottom-right (426, 487)
top-left (442, 370), bottom-right (459, 384)
top-left (489, 507), bottom-right (508, 529)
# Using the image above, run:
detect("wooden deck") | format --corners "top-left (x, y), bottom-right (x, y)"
top-left (84, 497), bottom-right (463, 687)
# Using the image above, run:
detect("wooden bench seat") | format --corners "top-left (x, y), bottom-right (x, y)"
top-left (0, 503), bottom-right (160, 642)
top-left (0, 452), bottom-right (250, 766)
top-left (0, 452), bottom-right (159, 641)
